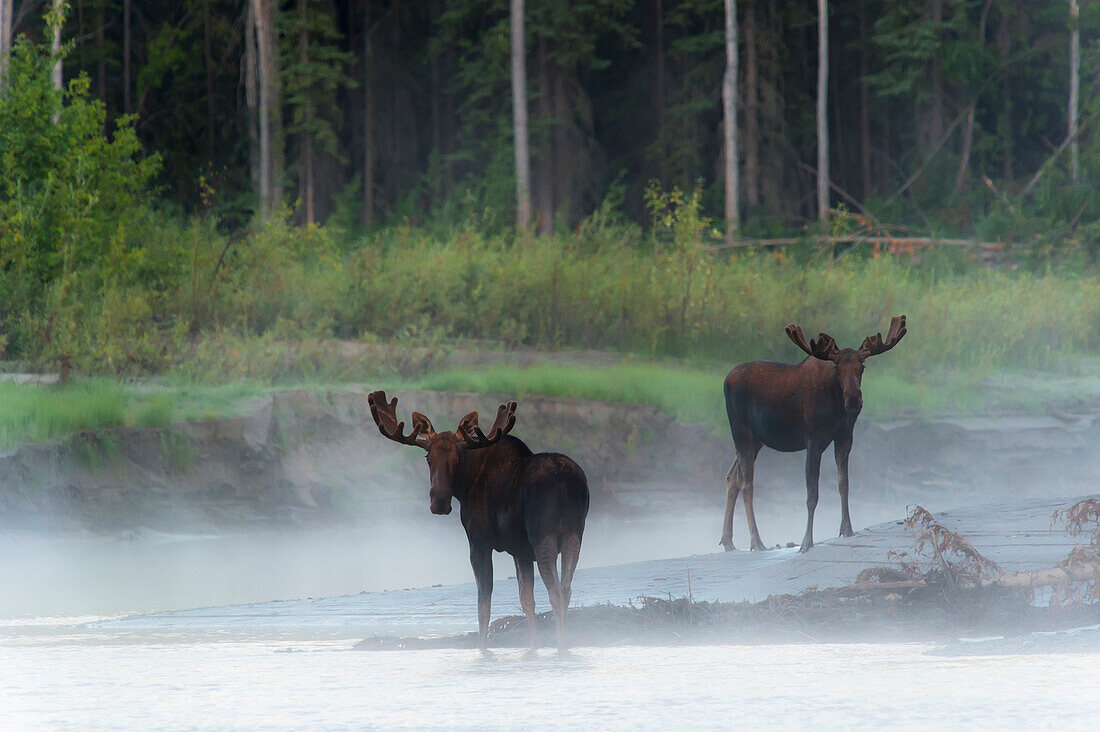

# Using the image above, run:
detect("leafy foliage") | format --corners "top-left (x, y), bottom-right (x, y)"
top-left (0, 38), bottom-right (172, 372)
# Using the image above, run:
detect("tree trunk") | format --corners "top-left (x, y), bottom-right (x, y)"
top-left (204, 0), bottom-right (216, 157)
top-left (859, 7), bottom-right (871, 199)
top-left (510, 0), bottom-right (531, 233)
top-left (298, 0), bottom-right (313, 225)
top-left (252, 0), bottom-right (273, 219)
top-left (245, 0), bottom-right (260, 196)
top-left (654, 0), bottom-right (666, 182)
top-left (1, 0), bottom-right (14, 91)
top-left (362, 1), bottom-right (374, 226)
top-left (955, 0), bottom-right (992, 193)
top-left (1069, 0), bottom-right (1080, 184)
top-left (743, 2), bottom-right (759, 208)
top-left (722, 0), bottom-right (739, 240)
top-left (123, 0), bottom-right (130, 113)
top-left (817, 0), bottom-right (828, 223)
top-left (928, 0), bottom-right (944, 149)
top-left (535, 37), bottom-right (553, 234)
top-left (268, 0), bottom-right (283, 214)
top-left (51, 0), bottom-right (63, 93)
top-left (390, 0), bottom-right (401, 206)
top-left (430, 2), bottom-right (442, 201)
top-left (96, 3), bottom-right (106, 102)
top-left (998, 18), bottom-right (1013, 183)
top-left (551, 67), bottom-right (571, 225)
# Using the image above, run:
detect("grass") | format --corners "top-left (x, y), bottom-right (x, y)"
top-left (0, 379), bottom-right (270, 450)
top-left (0, 381), bottom-right (128, 449)
top-left (1, 349), bottom-right (1097, 451)
top-left (414, 362), bottom-right (723, 428)
top-left (411, 358), bottom-right (1100, 433)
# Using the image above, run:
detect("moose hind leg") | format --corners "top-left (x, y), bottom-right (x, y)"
top-left (514, 557), bottom-right (538, 648)
top-left (535, 541), bottom-right (566, 648)
top-left (559, 533), bottom-right (583, 618)
top-left (720, 460), bottom-right (741, 551)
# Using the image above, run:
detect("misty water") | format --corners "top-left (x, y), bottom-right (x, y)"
top-left (2, 512), bottom-right (1099, 729)
top-left (4, 634), bottom-right (1100, 729)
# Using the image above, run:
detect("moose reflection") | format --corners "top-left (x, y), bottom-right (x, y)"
top-left (367, 391), bottom-right (589, 648)
top-left (720, 315), bottom-right (908, 553)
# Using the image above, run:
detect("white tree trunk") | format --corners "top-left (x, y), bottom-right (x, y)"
top-left (817, 0), bottom-right (829, 223)
top-left (363, 1), bottom-right (374, 225)
top-left (123, 0), bottom-right (131, 113)
top-left (510, 0), bottom-right (531, 233)
top-left (244, 0), bottom-right (260, 195)
top-left (1069, 0), bottom-right (1080, 184)
top-left (50, 0), bottom-right (62, 92)
top-left (0, 0), bottom-right (13, 91)
top-left (722, 0), bottom-right (739, 241)
top-left (251, 0), bottom-right (272, 219)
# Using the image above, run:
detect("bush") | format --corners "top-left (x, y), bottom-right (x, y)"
top-left (0, 38), bottom-right (173, 372)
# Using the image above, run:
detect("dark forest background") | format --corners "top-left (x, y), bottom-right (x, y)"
top-left (0, 1), bottom-right (1098, 380)
top-left (4, 0), bottom-right (1098, 235)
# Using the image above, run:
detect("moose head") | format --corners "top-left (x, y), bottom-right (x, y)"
top-left (367, 390), bottom-right (517, 515)
top-left (784, 315), bottom-right (907, 414)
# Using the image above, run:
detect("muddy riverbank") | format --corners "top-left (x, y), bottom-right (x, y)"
top-left (0, 388), bottom-right (1097, 534)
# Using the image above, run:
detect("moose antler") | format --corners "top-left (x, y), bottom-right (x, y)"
top-left (858, 315), bottom-right (907, 358)
top-left (367, 390), bottom-right (432, 449)
top-left (458, 401), bottom-right (518, 449)
top-left (785, 324), bottom-right (840, 360)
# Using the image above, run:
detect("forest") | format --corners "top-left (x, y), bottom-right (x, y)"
top-left (0, 1), bottom-right (1098, 387)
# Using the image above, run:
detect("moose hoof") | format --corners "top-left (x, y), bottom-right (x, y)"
top-left (798, 542), bottom-right (814, 553)
top-left (720, 540), bottom-right (735, 552)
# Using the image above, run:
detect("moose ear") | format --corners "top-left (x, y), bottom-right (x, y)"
top-left (457, 411), bottom-right (479, 437)
top-left (410, 412), bottom-right (437, 439)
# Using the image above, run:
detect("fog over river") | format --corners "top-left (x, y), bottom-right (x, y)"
top-left (2, 499), bottom-right (1099, 729)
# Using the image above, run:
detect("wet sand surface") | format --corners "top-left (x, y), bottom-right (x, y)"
top-left (83, 495), bottom-right (1093, 641)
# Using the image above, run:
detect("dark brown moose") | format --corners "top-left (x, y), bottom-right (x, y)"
top-left (720, 315), bottom-right (907, 553)
top-left (367, 391), bottom-right (590, 649)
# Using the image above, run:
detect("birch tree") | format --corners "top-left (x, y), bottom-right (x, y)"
top-left (817, 0), bottom-right (828, 223)
top-left (0, 0), bottom-right (13, 91)
top-left (50, 0), bottom-right (62, 94)
top-left (1069, 0), bottom-right (1080, 184)
top-left (252, 0), bottom-right (274, 219)
top-left (362, 0), bottom-right (374, 225)
top-left (250, 0), bottom-right (283, 220)
top-left (123, 0), bottom-right (131, 112)
top-left (722, 0), bottom-right (739, 241)
top-left (510, 0), bottom-right (531, 233)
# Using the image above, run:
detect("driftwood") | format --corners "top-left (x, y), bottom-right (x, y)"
top-left (897, 501), bottom-right (1100, 598)
top-left (707, 235), bottom-right (1005, 252)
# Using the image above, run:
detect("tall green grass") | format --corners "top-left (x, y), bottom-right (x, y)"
top-left (413, 359), bottom-right (1096, 433)
top-left (0, 381), bottom-right (128, 449)
top-left (416, 363), bottom-right (723, 428)
top-left (0, 380), bottom-right (270, 450)
top-left (334, 231), bottom-right (1099, 376)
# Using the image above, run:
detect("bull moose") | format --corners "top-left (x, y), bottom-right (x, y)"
top-left (367, 391), bottom-right (589, 648)
top-left (720, 315), bottom-right (908, 553)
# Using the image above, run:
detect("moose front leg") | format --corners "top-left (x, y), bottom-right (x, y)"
top-left (470, 543), bottom-right (493, 649)
top-left (800, 444), bottom-right (824, 553)
top-left (835, 436), bottom-right (854, 537)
